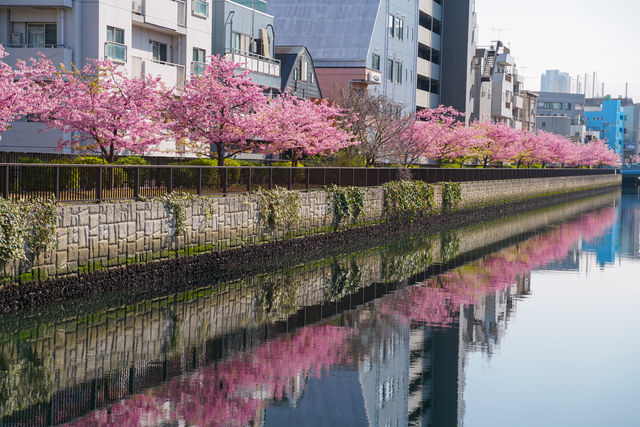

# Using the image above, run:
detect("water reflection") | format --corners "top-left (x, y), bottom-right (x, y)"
top-left (1, 191), bottom-right (634, 426)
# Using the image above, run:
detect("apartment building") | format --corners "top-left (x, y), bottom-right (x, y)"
top-left (471, 42), bottom-right (531, 129)
top-left (0, 0), bottom-right (212, 154)
top-left (211, 0), bottom-right (281, 95)
top-left (267, 0), bottom-right (418, 112)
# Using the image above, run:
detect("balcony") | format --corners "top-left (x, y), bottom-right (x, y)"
top-left (4, 45), bottom-right (72, 67)
top-left (225, 49), bottom-right (280, 77)
top-left (513, 95), bottom-right (524, 110)
top-left (132, 56), bottom-right (186, 89)
top-left (132, 0), bottom-right (187, 32)
top-left (496, 53), bottom-right (515, 66)
top-left (229, 0), bottom-right (267, 13)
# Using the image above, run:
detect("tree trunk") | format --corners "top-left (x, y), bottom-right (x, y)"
top-left (291, 150), bottom-right (300, 167)
top-left (216, 143), bottom-right (224, 167)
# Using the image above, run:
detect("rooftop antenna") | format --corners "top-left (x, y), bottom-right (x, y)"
top-left (491, 27), bottom-right (511, 40)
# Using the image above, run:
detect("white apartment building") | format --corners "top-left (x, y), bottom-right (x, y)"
top-left (0, 0), bottom-right (212, 154)
top-left (471, 42), bottom-right (531, 130)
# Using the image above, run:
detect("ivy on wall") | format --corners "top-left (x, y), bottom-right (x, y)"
top-left (325, 184), bottom-right (365, 226)
top-left (257, 186), bottom-right (301, 230)
top-left (157, 192), bottom-right (192, 237)
top-left (442, 182), bottom-right (462, 211)
top-left (0, 197), bottom-right (57, 264)
top-left (382, 180), bottom-right (435, 215)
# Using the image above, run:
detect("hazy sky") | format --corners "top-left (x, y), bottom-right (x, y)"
top-left (475, 0), bottom-right (640, 100)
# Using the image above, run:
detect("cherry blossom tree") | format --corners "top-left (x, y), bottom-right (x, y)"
top-left (34, 59), bottom-right (171, 163)
top-left (469, 121), bottom-right (521, 167)
top-left (393, 106), bottom-right (465, 167)
top-left (168, 55), bottom-right (267, 166)
top-left (0, 45), bottom-right (52, 135)
top-left (256, 92), bottom-right (357, 166)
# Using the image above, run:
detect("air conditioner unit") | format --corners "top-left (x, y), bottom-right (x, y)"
top-left (367, 72), bottom-right (381, 83)
top-left (11, 32), bottom-right (23, 46)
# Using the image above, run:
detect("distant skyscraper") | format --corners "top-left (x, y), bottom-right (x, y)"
top-left (541, 69), bottom-right (571, 93)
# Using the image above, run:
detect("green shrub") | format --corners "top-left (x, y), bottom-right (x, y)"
top-left (115, 156), bottom-right (150, 188)
top-left (382, 180), bottom-right (434, 215)
top-left (0, 197), bottom-right (57, 263)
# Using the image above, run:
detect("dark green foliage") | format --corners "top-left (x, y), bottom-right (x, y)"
top-left (382, 180), bottom-right (434, 215)
top-left (442, 182), bottom-right (462, 211)
top-left (325, 184), bottom-right (366, 226)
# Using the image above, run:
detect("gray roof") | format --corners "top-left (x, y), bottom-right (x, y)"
top-left (268, 0), bottom-right (379, 66)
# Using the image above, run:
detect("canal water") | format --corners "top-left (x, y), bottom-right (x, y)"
top-left (1, 190), bottom-right (638, 426)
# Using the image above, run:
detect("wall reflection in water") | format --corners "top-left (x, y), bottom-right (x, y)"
top-left (0, 191), bottom-right (627, 426)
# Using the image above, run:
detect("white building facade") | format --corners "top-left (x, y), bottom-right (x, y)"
top-left (0, 0), bottom-right (213, 154)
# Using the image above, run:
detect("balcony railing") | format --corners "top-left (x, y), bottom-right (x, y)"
top-left (191, 61), bottom-right (206, 75)
top-left (225, 48), bottom-right (280, 77)
top-left (229, 0), bottom-right (267, 13)
top-left (132, 56), bottom-right (186, 89)
top-left (104, 42), bottom-right (127, 63)
top-left (133, 0), bottom-right (187, 29)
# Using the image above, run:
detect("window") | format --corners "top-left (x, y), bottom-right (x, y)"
top-left (26, 23), bottom-right (57, 47)
top-left (152, 41), bottom-right (168, 62)
top-left (233, 32), bottom-right (250, 53)
top-left (192, 0), bottom-right (209, 18)
top-left (395, 62), bottom-right (402, 84)
top-left (301, 60), bottom-right (308, 82)
top-left (105, 26), bottom-right (126, 62)
top-left (395, 17), bottom-right (403, 40)
top-left (388, 14), bottom-right (395, 37)
top-left (372, 54), bottom-right (380, 71)
top-left (386, 59), bottom-right (393, 82)
top-left (293, 67), bottom-right (300, 81)
top-left (192, 47), bottom-right (206, 74)
top-left (541, 121), bottom-right (547, 128)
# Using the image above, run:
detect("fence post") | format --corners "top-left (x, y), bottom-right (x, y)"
top-left (223, 168), bottom-right (228, 196)
top-left (197, 168), bottom-right (202, 195)
top-left (352, 168), bottom-right (355, 186)
top-left (134, 167), bottom-right (140, 199)
top-left (323, 168), bottom-right (327, 187)
top-left (288, 168), bottom-right (292, 190)
top-left (247, 168), bottom-right (252, 193)
top-left (3, 165), bottom-right (8, 199)
top-left (269, 168), bottom-right (273, 190)
top-left (97, 166), bottom-right (103, 201)
top-left (338, 168), bottom-right (342, 186)
top-left (168, 168), bottom-right (173, 194)
top-left (55, 166), bottom-right (60, 200)
top-left (306, 168), bottom-right (310, 192)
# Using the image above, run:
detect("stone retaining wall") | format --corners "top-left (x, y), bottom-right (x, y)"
top-left (22, 174), bottom-right (620, 277)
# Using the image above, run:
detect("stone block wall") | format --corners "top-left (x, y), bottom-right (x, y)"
top-left (22, 174), bottom-right (620, 277)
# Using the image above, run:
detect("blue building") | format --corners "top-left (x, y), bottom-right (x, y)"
top-left (585, 99), bottom-right (625, 155)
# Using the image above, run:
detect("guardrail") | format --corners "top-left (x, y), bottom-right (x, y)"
top-left (0, 164), bottom-right (618, 203)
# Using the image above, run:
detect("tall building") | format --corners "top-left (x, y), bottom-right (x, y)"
top-left (585, 98), bottom-right (625, 155)
top-left (439, 0), bottom-right (478, 123)
top-left (471, 42), bottom-right (533, 129)
top-left (0, 0), bottom-right (213, 153)
top-left (267, 0), bottom-right (419, 112)
top-left (541, 69), bottom-right (571, 94)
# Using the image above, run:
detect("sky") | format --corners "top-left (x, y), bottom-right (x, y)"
top-left (475, 0), bottom-right (640, 100)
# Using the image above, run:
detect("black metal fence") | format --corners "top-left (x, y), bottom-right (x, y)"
top-left (0, 163), bottom-right (619, 202)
